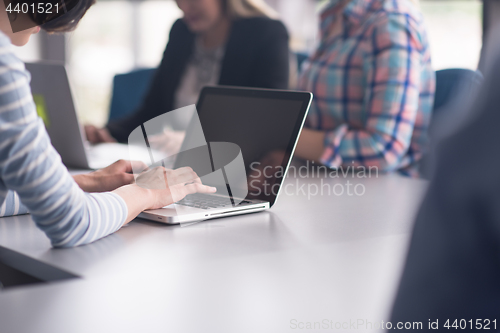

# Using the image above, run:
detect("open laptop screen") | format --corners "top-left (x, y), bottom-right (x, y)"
top-left (176, 87), bottom-right (311, 206)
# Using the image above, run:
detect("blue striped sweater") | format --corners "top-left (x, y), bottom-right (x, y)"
top-left (0, 32), bottom-right (127, 247)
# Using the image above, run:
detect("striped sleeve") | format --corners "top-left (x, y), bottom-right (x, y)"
top-left (0, 190), bottom-right (29, 217)
top-left (321, 13), bottom-right (423, 172)
top-left (0, 35), bottom-right (128, 248)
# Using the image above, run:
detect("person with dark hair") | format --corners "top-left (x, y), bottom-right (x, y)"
top-left (84, 0), bottom-right (290, 145)
top-left (6, 0), bottom-right (95, 33)
top-left (0, 2), bottom-right (216, 247)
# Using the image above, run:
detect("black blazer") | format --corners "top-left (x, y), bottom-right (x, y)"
top-left (107, 17), bottom-right (290, 142)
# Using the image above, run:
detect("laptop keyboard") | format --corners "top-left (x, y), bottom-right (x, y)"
top-left (176, 193), bottom-right (253, 210)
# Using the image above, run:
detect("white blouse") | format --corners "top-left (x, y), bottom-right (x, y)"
top-left (173, 38), bottom-right (225, 130)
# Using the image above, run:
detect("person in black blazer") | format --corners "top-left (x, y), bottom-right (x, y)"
top-left (86, 0), bottom-right (290, 144)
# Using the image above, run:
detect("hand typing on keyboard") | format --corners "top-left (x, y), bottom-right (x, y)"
top-left (177, 193), bottom-right (253, 210)
top-left (134, 167), bottom-right (217, 209)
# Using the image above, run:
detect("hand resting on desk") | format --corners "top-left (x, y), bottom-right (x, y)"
top-left (84, 125), bottom-right (116, 144)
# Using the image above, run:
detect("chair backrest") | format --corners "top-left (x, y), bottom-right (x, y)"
top-left (433, 68), bottom-right (483, 114)
top-left (108, 68), bottom-right (156, 122)
top-left (420, 68), bottom-right (484, 178)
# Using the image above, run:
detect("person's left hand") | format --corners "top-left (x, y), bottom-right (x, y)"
top-left (73, 160), bottom-right (148, 193)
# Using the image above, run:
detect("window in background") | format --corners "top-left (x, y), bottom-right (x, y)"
top-left (267, 0), bottom-right (483, 70)
top-left (137, 1), bottom-right (182, 66)
top-left (265, 0), bottom-right (321, 53)
top-left (420, 0), bottom-right (482, 71)
top-left (67, 2), bottom-right (133, 126)
top-left (67, 1), bottom-right (181, 126)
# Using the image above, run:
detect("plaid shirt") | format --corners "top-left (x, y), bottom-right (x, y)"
top-left (298, 0), bottom-right (435, 176)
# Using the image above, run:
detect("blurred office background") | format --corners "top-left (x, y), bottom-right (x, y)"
top-left (12, 0), bottom-right (487, 127)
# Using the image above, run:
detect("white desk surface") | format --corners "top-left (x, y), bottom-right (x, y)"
top-left (0, 173), bottom-right (427, 333)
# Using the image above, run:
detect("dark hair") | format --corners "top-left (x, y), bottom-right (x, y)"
top-left (5, 0), bottom-right (95, 33)
top-left (35, 0), bottom-right (96, 33)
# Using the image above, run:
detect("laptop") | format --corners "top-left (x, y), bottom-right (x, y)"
top-left (138, 86), bottom-right (312, 224)
top-left (25, 62), bottom-right (154, 170)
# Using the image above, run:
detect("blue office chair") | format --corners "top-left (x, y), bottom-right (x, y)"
top-left (295, 52), bottom-right (309, 72)
top-left (108, 68), bottom-right (156, 122)
top-left (419, 68), bottom-right (484, 178)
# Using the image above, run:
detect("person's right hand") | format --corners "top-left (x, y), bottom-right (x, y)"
top-left (84, 125), bottom-right (116, 144)
top-left (135, 166), bottom-right (216, 209)
top-left (113, 166), bottom-right (216, 224)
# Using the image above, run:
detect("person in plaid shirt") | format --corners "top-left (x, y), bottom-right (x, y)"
top-left (295, 0), bottom-right (435, 176)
